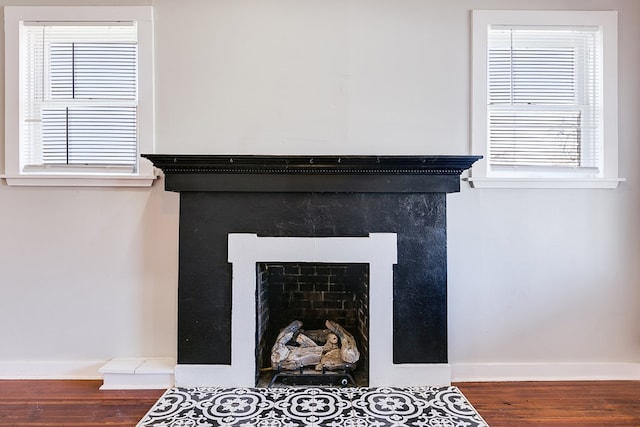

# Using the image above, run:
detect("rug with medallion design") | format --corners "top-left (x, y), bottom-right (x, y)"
top-left (136, 386), bottom-right (489, 426)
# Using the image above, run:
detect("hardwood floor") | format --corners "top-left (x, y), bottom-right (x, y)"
top-left (0, 380), bottom-right (638, 426)
top-left (0, 380), bottom-right (164, 427)
top-left (455, 381), bottom-right (640, 426)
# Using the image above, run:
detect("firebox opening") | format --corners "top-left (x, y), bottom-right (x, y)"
top-left (256, 262), bottom-right (369, 387)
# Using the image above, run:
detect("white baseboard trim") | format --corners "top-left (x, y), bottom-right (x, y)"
top-left (0, 360), bottom-right (106, 379)
top-left (3, 360), bottom-right (638, 384)
top-left (452, 362), bottom-right (640, 382)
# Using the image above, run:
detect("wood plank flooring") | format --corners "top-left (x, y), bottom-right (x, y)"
top-left (0, 380), bottom-right (163, 427)
top-left (0, 380), bottom-right (638, 426)
top-left (456, 381), bottom-right (640, 426)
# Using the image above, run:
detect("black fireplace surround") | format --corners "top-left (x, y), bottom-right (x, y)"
top-left (144, 155), bottom-right (480, 371)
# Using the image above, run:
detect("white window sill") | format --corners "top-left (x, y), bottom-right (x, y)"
top-left (466, 177), bottom-right (625, 189)
top-left (1, 173), bottom-right (157, 187)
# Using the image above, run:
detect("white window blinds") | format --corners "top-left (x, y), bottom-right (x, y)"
top-left (21, 23), bottom-right (138, 171)
top-left (487, 26), bottom-right (601, 170)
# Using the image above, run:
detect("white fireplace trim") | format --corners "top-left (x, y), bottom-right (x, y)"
top-left (174, 233), bottom-right (451, 387)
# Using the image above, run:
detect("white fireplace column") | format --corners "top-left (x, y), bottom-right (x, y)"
top-left (174, 233), bottom-right (451, 387)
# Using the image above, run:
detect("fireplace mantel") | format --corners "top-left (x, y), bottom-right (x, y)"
top-left (144, 154), bottom-right (480, 386)
top-left (143, 155), bottom-right (481, 193)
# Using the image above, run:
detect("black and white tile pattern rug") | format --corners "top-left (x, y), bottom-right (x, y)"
top-left (137, 386), bottom-right (489, 427)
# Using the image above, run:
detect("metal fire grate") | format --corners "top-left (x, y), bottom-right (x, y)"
top-left (268, 364), bottom-right (356, 387)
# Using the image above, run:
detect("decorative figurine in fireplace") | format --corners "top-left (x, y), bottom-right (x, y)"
top-left (269, 319), bottom-right (360, 386)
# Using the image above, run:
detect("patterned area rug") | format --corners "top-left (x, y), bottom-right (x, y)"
top-left (136, 386), bottom-right (489, 426)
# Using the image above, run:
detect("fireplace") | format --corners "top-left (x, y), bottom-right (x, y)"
top-left (229, 233), bottom-right (396, 387)
top-left (256, 261), bottom-right (370, 386)
top-left (144, 155), bottom-right (480, 387)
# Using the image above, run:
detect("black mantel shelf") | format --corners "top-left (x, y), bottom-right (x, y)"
top-left (143, 154), bottom-right (481, 193)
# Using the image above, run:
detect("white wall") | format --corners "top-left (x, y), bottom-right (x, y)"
top-left (1, 0), bottom-right (638, 380)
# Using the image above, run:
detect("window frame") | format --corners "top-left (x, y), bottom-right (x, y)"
top-left (470, 10), bottom-right (622, 189)
top-left (3, 6), bottom-right (156, 187)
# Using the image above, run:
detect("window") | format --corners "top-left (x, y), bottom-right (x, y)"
top-left (470, 10), bottom-right (622, 189)
top-left (4, 6), bottom-right (155, 186)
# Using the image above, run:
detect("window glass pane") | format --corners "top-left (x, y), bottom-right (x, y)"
top-left (487, 26), bottom-right (599, 169)
top-left (22, 23), bottom-right (138, 170)
top-left (50, 43), bottom-right (137, 100)
top-left (489, 47), bottom-right (576, 105)
top-left (42, 106), bottom-right (137, 165)
top-left (489, 109), bottom-right (580, 167)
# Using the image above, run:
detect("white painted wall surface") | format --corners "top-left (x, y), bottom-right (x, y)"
top-left (0, 0), bottom-right (638, 380)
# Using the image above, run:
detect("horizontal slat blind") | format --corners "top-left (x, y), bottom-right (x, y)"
top-left (488, 26), bottom-right (600, 169)
top-left (489, 109), bottom-right (580, 166)
top-left (21, 24), bottom-right (138, 169)
top-left (42, 107), bottom-right (137, 165)
top-left (50, 43), bottom-right (137, 100)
